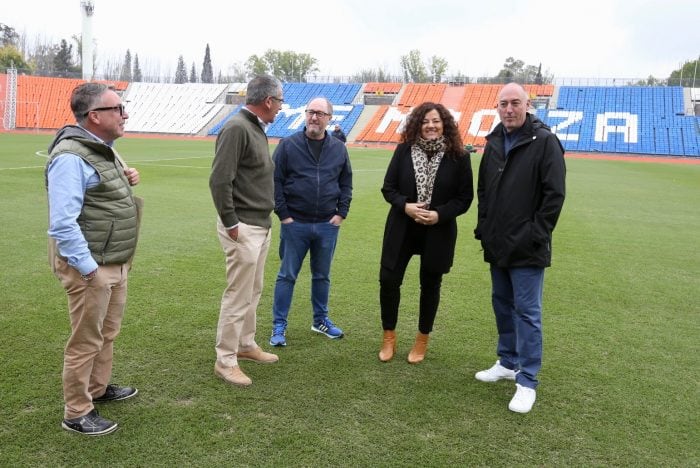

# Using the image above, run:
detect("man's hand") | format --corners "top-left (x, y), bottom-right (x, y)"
top-left (227, 226), bottom-right (239, 241)
top-left (124, 167), bottom-right (140, 186)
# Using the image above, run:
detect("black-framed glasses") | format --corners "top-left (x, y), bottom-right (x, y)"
top-left (305, 109), bottom-right (331, 118)
top-left (269, 96), bottom-right (285, 103)
top-left (84, 104), bottom-right (126, 117)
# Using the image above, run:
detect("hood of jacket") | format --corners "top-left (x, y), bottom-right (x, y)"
top-left (48, 125), bottom-right (99, 153)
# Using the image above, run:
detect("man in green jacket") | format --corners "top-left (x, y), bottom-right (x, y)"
top-left (209, 75), bottom-right (284, 387)
top-left (47, 83), bottom-right (141, 436)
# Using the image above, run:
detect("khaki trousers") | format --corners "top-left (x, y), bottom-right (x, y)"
top-left (215, 220), bottom-right (271, 367)
top-left (55, 258), bottom-right (127, 419)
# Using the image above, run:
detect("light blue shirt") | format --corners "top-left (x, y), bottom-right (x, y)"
top-left (47, 134), bottom-right (106, 275)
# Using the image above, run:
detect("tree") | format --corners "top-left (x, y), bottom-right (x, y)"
top-left (0, 45), bottom-right (30, 72)
top-left (0, 23), bottom-right (19, 47)
top-left (174, 55), bottom-right (187, 83)
top-left (427, 55), bottom-right (448, 83)
top-left (668, 58), bottom-right (700, 87)
top-left (450, 71), bottom-right (470, 84)
top-left (489, 57), bottom-right (553, 84)
top-left (101, 57), bottom-right (122, 81)
top-left (276, 50), bottom-right (318, 82)
top-left (54, 39), bottom-right (78, 78)
top-left (631, 75), bottom-right (663, 86)
top-left (190, 62), bottom-right (197, 83)
top-left (494, 56), bottom-right (523, 83)
top-left (219, 63), bottom-right (248, 83)
top-left (201, 43), bottom-right (213, 83)
top-left (400, 49), bottom-right (429, 83)
top-left (120, 49), bottom-right (132, 81)
top-left (245, 49), bottom-right (319, 81)
top-left (350, 67), bottom-right (391, 83)
top-left (245, 54), bottom-right (269, 77)
top-left (133, 54), bottom-right (143, 82)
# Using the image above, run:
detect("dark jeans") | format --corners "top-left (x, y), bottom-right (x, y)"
top-left (490, 265), bottom-right (545, 389)
top-left (272, 221), bottom-right (339, 327)
top-left (380, 252), bottom-right (443, 334)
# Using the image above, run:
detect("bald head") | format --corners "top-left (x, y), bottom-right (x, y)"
top-left (304, 97), bottom-right (333, 140)
top-left (497, 83), bottom-right (530, 132)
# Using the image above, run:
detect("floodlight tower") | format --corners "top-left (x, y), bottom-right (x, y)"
top-left (80, 0), bottom-right (95, 80)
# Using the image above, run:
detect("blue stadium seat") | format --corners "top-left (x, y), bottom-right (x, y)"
top-left (208, 83), bottom-right (364, 139)
top-left (540, 86), bottom-right (699, 157)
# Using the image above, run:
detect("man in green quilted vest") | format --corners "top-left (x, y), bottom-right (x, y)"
top-left (46, 82), bottom-right (141, 436)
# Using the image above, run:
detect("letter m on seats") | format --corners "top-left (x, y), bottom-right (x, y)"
top-left (595, 112), bottom-right (638, 143)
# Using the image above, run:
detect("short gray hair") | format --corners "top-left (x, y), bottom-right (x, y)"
top-left (246, 75), bottom-right (282, 105)
top-left (71, 82), bottom-right (110, 123)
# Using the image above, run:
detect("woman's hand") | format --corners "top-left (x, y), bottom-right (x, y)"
top-left (405, 203), bottom-right (438, 225)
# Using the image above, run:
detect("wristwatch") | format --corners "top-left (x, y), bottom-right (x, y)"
top-left (81, 269), bottom-right (97, 281)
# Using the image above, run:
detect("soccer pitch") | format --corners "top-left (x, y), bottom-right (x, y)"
top-left (1, 132), bottom-right (698, 466)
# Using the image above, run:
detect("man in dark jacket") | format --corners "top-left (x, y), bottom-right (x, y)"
top-left (474, 83), bottom-right (566, 414)
top-left (331, 124), bottom-right (347, 143)
top-left (269, 97), bottom-right (353, 346)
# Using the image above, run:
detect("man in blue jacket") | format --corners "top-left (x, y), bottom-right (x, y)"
top-left (474, 83), bottom-right (566, 414)
top-left (270, 97), bottom-right (353, 346)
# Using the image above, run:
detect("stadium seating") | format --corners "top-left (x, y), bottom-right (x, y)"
top-left (14, 75), bottom-right (83, 129)
top-left (208, 82), bottom-right (364, 139)
top-left (536, 86), bottom-right (699, 156)
top-left (2, 74), bottom-right (697, 157)
top-left (363, 82), bottom-right (402, 94)
top-left (354, 83), bottom-right (554, 147)
top-left (123, 82), bottom-right (227, 134)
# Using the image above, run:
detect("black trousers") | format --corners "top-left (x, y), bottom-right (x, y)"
top-left (379, 229), bottom-right (444, 334)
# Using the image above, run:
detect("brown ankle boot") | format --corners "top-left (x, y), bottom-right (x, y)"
top-left (378, 330), bottom-right (396, 362)
top-left (407, 333), bottom-right (430, 364)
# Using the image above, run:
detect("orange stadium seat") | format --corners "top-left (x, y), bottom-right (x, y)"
top-left (364, 82), bottom-right (402, 94)
top-left (16, 76), bottom-right (84, 129)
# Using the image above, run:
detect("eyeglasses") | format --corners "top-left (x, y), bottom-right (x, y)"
top-left (269, 96), bottom-right (285, 103)
top-left (305, 109), bottom-right (331, 118)
top-left (84, 104), bottom-right (126, 117)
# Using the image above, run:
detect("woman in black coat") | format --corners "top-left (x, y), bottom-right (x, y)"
top-left (379, 102), bottom-right (474, 363)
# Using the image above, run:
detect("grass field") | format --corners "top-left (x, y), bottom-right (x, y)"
top-left (1, 132), bottom-right (698, 466)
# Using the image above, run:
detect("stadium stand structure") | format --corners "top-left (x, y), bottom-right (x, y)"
top-left (2, 75), bottom-right (698, 156)
top-left (123, 82), bottom-right (228, 134)
top-left (354, 84), bottom-right (556, 147)
top-left (363, 82), bottom-right (403, 94)
top-left (207, 82), bottom-right (364, 139)
top-left (14, 75), bottom-right (83, 129)
top-left (534, 86), bottom-right (699, 156)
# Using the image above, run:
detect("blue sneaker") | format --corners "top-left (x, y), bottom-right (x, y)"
top-left (269, 325), bottom-right (287, 347)
top-left (311, 317), bottom-right (344, 339)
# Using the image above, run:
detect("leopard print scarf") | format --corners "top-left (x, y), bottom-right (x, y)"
top-left (411, 136), bottom-right (446, 206)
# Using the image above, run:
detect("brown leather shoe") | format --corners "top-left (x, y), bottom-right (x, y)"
top-left (237, 347), bottom-right (279, 364)
top-left (215, 363), bottom-right (252, 387)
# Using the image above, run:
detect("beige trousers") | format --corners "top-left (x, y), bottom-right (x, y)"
top-left (55, 257), bottom-right (127, 419)
top-left (215, 220), bottom-right (271, 368)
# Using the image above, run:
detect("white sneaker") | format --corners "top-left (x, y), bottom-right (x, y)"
top-left (508, 384), bottom-right (536, 413)
top-left (474, 360), bottom-right (517, 382)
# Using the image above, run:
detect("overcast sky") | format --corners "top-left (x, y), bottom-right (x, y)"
top-left (4, 0), bottom-right (699, 80)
